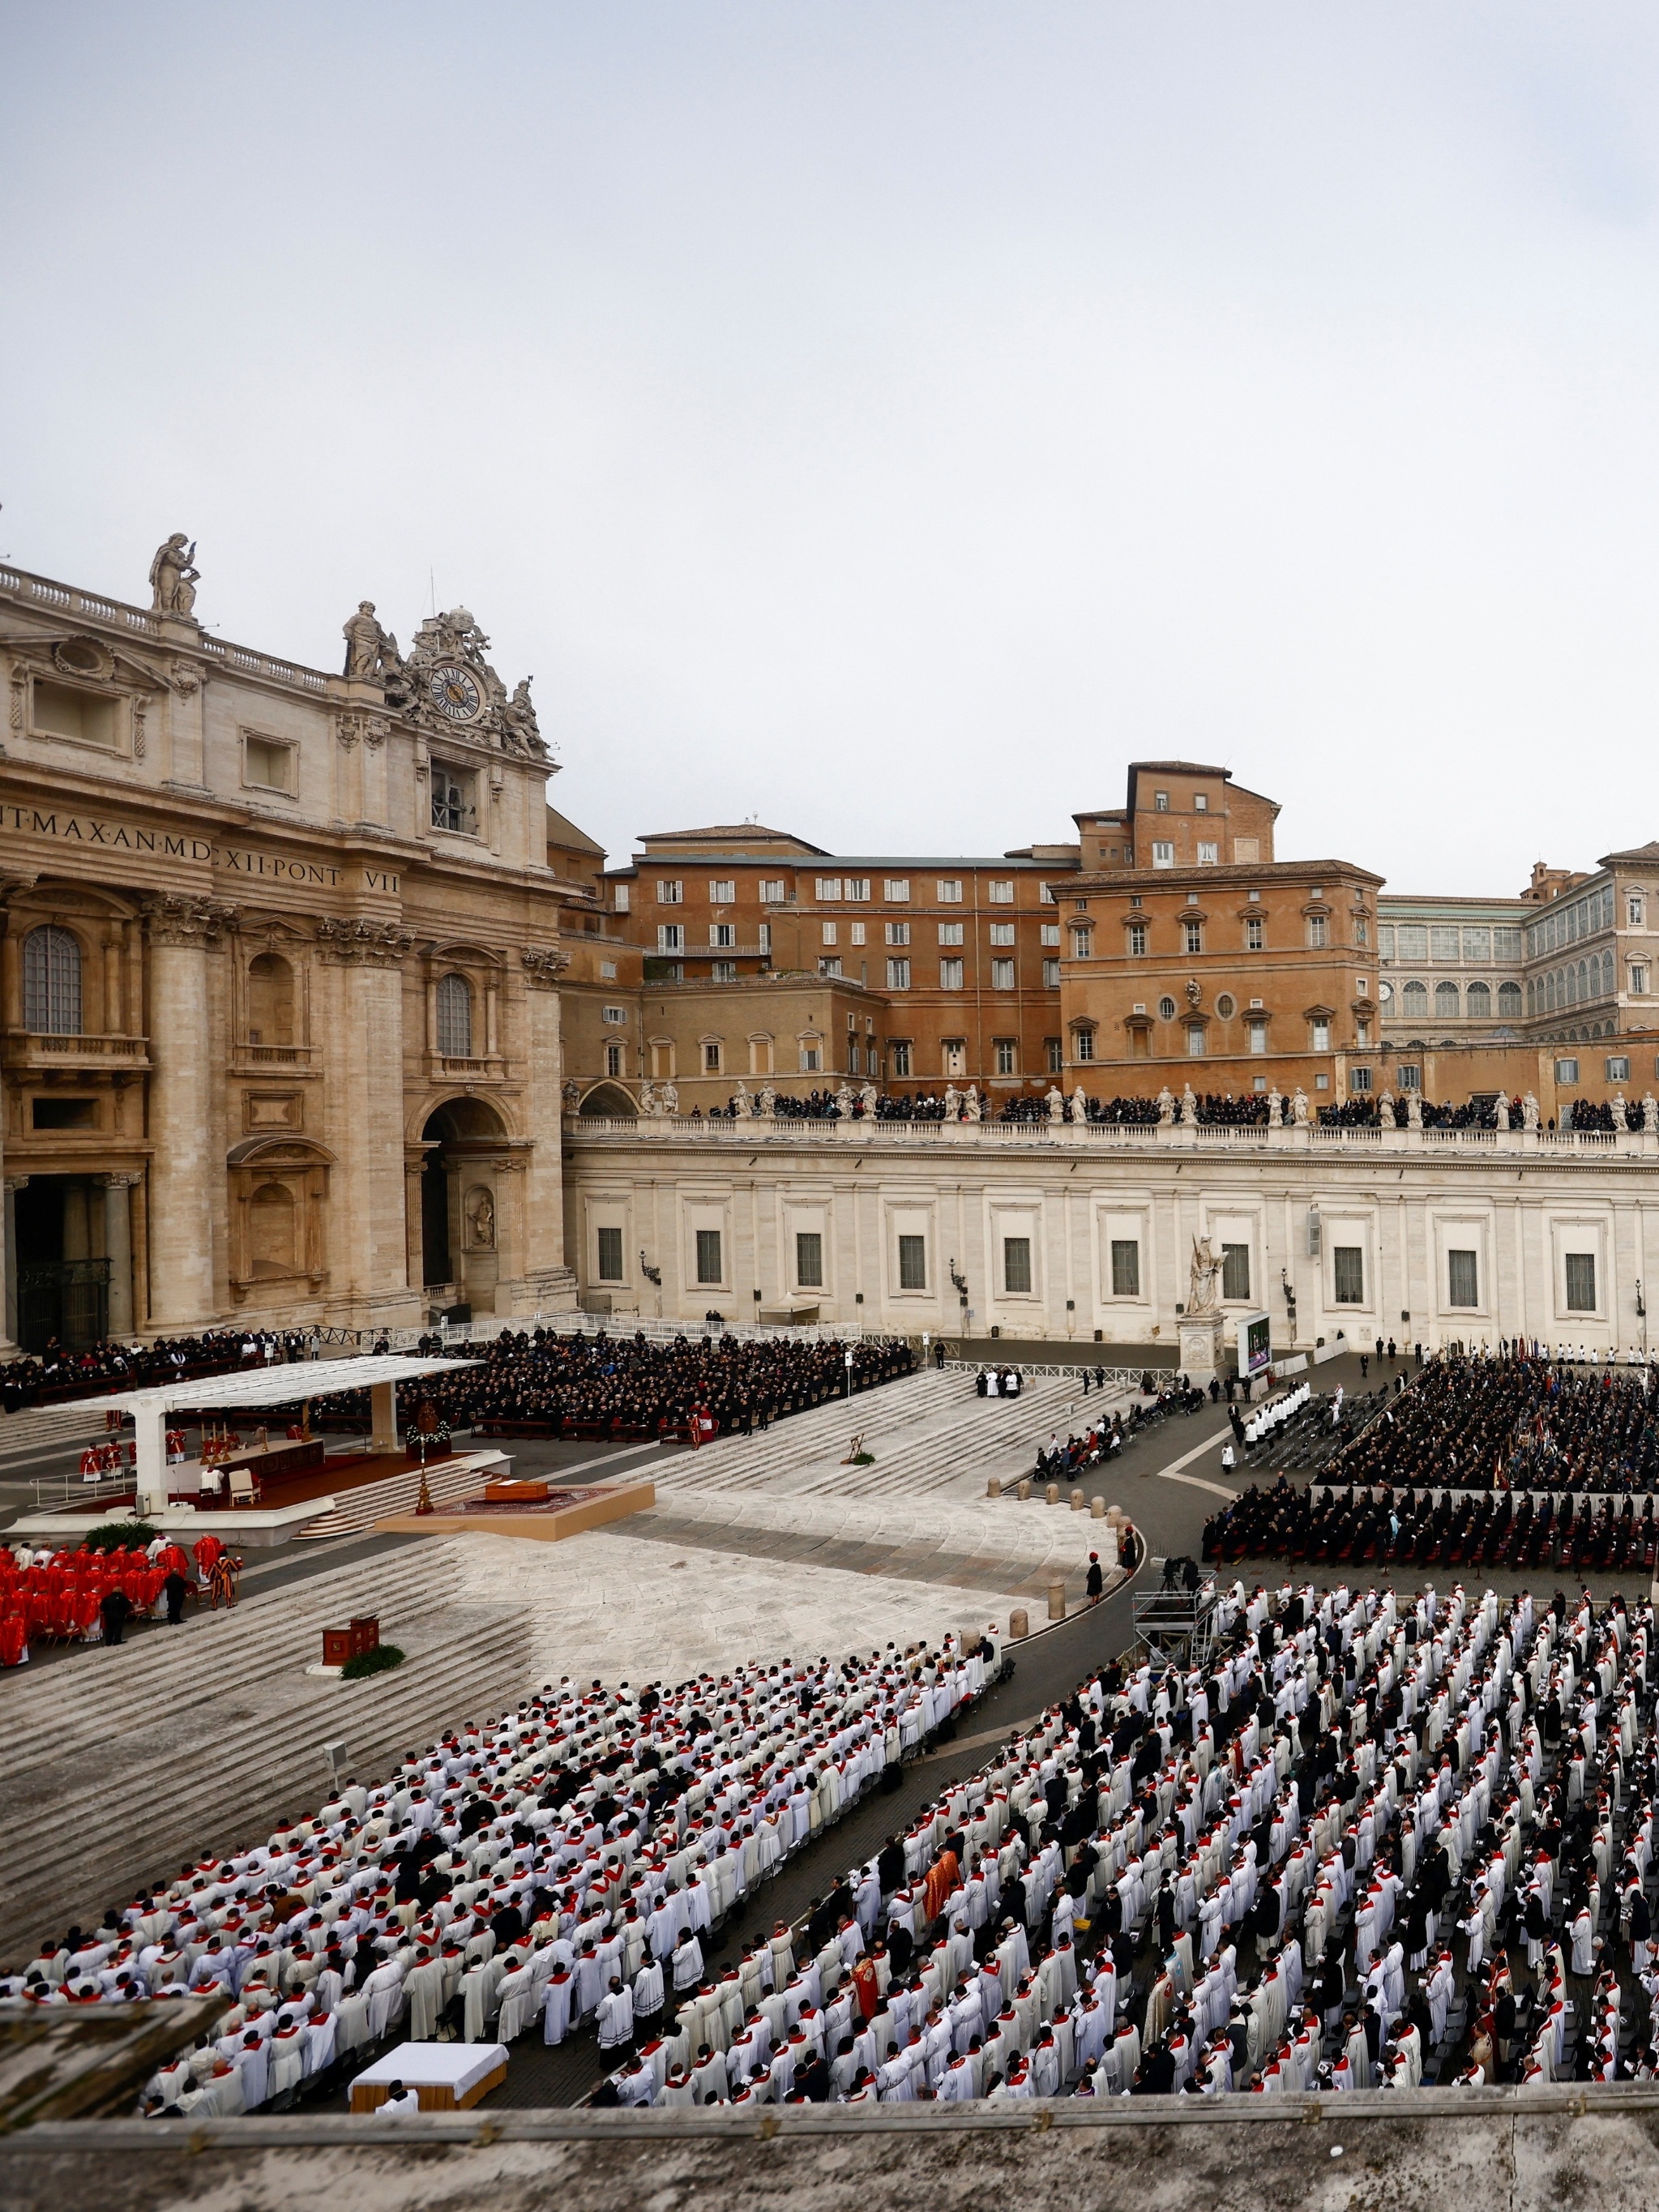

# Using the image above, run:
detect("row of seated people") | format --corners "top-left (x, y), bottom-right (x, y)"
top-left (5, 1630), bottom-right (1001, 2118)
top-left (308, 1327), bottom-right (915, 1444)
top-left (1328, 1354), bottom-right (1659, 1496)
top-left (1204, 1481), bottom-right (1659, 1577)
top-left (0, 1328), bottom-right (321, 1414)
top-left (1, 1533), bottom-right (236, 1662)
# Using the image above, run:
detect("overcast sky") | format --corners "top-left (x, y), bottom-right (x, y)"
top-left (5, 4), bottom-right (1659, 892)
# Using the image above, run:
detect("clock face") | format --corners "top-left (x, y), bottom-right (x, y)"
top-left (431, 664), bottom-right (482, 720)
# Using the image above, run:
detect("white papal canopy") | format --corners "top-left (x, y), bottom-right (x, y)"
top-left (93, 1354), bottom-right (479, 1515)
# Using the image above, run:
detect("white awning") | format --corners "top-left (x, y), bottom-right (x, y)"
top-left (97, 1354), bottom-right (479, 1419)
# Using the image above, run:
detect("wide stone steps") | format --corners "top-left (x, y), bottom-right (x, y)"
top-left (0, 1401), bottom-right (126, 1463)
top-left (296, 1456), bottom-right (489, 1538)
top-left (0, 1541), bottom-right (539, 1952)
top-left (656, 1370), bottom-right (964, 1495)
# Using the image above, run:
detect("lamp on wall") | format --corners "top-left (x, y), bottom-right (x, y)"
top-left (639, 1251), bottom-right (662, 1287)
top-left (949, 1258), bottom-right (968, 1305)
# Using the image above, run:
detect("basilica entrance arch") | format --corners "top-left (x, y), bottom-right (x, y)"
top-left (416, 1097), bottom-right (515, 1317)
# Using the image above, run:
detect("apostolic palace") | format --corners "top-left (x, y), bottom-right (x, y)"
top-left (6, 536), bottom-right (1659, 1366)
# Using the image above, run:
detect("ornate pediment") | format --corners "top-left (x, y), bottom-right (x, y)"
top-left (390, 605), bottom-right (547, 760)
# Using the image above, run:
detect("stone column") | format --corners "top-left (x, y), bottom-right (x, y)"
top-left (520, 948), bottom-right (572, 1308)
top-left (2, 1175), bottom-right (25, 1354)
top-left (100, 1174), bottom-right (139, 1337)
top-left (143, 896), bottom-right (234, 1328)
top-left (316, 919), bottom-right (418, 1329)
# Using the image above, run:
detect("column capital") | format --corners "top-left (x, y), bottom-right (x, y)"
top-left (316, 917), bottom-right (414, 965)
top-left (3, 1174), bottom-right (29, 1193)
top-left (143, 893), bottom-right (237, 946)
top-left (520, 946), bottom-right (570, 989)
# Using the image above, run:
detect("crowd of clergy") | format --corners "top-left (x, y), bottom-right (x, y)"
top-left (11, 1557), bottom-right (1659, 2114)
top-left (311, 1328), bottom-right (915, 1446)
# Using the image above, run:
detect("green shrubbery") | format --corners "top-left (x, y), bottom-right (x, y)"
top-left (82, 1521), bottom-right (156, 1552)
top-left (341, 1643), bottom-right (404, 1680)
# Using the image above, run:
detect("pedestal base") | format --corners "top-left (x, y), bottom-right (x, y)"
top-left (1178, 1312), bottom-right (1227, 1384)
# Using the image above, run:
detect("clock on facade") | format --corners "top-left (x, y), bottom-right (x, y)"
top-left (430, 664), bottom-right (482, 720)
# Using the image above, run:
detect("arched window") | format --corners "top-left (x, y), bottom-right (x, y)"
top-left (1402, 981), bottom-right (1428, 1017)
top-left (246, 952), bottom-right (295, 1046)
top-left (23, 925), bottom-right (82, 1035)
top-left (436, 972), bottom-right (472, 1057)
top-left (1499, 981), bottom-right (1522, 1019)
top-left (1434, 980), bottom-right (1460, 1019)
top-left (1464, 980), bottom-right (1491, 1019)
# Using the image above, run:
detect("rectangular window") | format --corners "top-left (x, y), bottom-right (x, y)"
top-left (1182, 919), bottom-right (1203, 954)
top-left (815, 876), bottom-right (842, 901)
top-left (712, 961), bottom-right (737, 982)
top-left (1154, 791), bottom-right (1169, 811)
top-left (989, 921), bottom-right (1015, 946)
top-left (988, 880), bottom-right (1014, 903)
top-left (849, 922), bottom-right (866, 946)
top-left (1221, 1243), bottom-right (1251, 1301)
top-left (991, 959), bottom-right (1015, 989)
top-left (1378, 923), bottom-right (1396, 959)
top-left (1396, 923), bottom-right (1428, 961)
top-left (1555, 1056), bottom-right (1580, 1084)
top-left (695, 1228), bottom-right (723, 1285)
top-left (884, 879), bottom-right (910, 901)
top-left (1003, 1237), bottom-right (1033, 1294)
top-left (1310, 1019), bottom-right (1330, 1051)
top-left (656, 879), bottom-right (683, 903)
top-left (994, 1038), bottom-right (1016, 1076)
top-left (1493, 926), bottom-right (1522, 960)
top-left (897, 1234), bottom-right (927, 1290)
top-left (1349, 1066), bottom-right (1373, 1092)
top-left (1306, 915), bottom-right (1328, 948)
top-left (1187, 1023), bottom-right (1205, 1056)
top-left (821, 922), bottom-right (838, 946)
top-left (759, 877), bottom-right (786, 903)
top-left (710, 922), bottom-right (734, 948)
top-left (844, 878), bottom-right (870, 901)
top-left (1608, 1055), bottom-right (1632, 1080)
top-left (602, 1004), bottom-right (626, 1024)
top-left (891, 1040), bottom-right (913, 1076)
top-left (601, 960), bottom-right (618, 979)
top-left (1072, 927), bottom-right (1093, 958)
top-left (818, 957), bottom-right (842, 978)
top-left (939, 958), bottom-right (964, 990)
top-left (1074, 1028), bottom-right (1095, 1063)
top-left (1247, 1021), bottom-right (1268, 1055)
top-left (657, 923), bottom-right (683, 952)
top-left (1332, 1247), bottom-right (1364, 1303)
top-left (800, 1042), bottom-right (820, 1072)
top-left (885, 922), bottom-right (910, 945)
top-left (1396, 1063), bottom-right (1421, 1090)
top-left (887, 957), bottom-right (911, 989)
top-left (1430, 925), bottom-right (1461, 962)
top-left (605, 1041), bottom-right (623, 1077)
top-left (1110, 1239), bottom-right (1140, 1298)
top-left (1196, 841), bottom-right (1218, 866)
top-left (937, 922), bottom-right (964, 946)
top-left (708, 879), bottom-right (735, 903)
top-left (1040, 883), bottom-right (1056, 904)
top-left (1193, 792), bottom-right (1208, 812)
top-left (1041, 958), bottom-right (1060, 987)
top-left (937, 879), bottom-right (963, 902)
top-left (430, 762), bottom-right (478, 834)
top-left (1630, 968), bottom-right (1648, 996)
top-left (1127, 921), bottom-right (1148, 956)
top-left (1565, 1252), bottom-right (1597, 1312)
top-left (796, 1230), bottom-right (824, 1289)
top-left (1152, 841), bottom-right (1174, 868)
top-left (32, 679), bottom-right (118, 748)
top-left (1045, 1037), bottom-right (1063, 1072)
top-left (612, 884), bottom-right (631, 913)
top-left (244, 734), bottom-right (295, 791)
top-left (1461, 926), bottom-right (1490, 961)
top-left (1447, 1248), bottom-right (1479, 1308)
top-left (703, 1042), bottom-right (722, 1073)
top-left (596, 1226), bottom-right (624, 1281)
top-left (1041, 922), bottom-right (1060, 948)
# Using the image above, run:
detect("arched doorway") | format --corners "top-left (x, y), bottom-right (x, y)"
top-left (419, 1098), bottom-right (509, 1316)
top-left (579, 1082), bottom-right (637, 1118)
